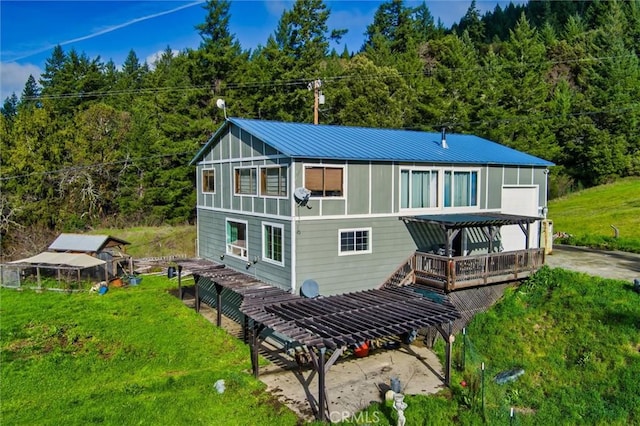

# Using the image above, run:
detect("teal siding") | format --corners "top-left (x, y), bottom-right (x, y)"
top-left (486, 166), bottom-right (503, 209)
top-left (519, 167), bottom-right (533, 185)
top-left (503, 167), bottom-right (519, 185)
top-left (347, 163), bottom-right (369, 215)
top-left (295, 217), bottom-right (417, 295)
top-left (197, 209), bottom-right (291, 291)
top-left (371, 162), bottom-right (393, 214)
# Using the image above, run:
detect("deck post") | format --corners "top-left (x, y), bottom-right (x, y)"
top-left (215, 283), bottom-right (223, 326)
top-left (177, 265), bottom-right (183, 299)
top-left (194, 277), bottom-right (200, 313)
top-left (318, 347), bottom-right (327, 422)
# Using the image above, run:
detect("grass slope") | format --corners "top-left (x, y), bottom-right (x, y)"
top-left (91, 225), bottom-right (197, 258)
top-left (549, 177), bottom-right (640, 252)
top-left (347, 267), bottom-right (640, 425)
top-left (0, 277), bottom-right (298, 425)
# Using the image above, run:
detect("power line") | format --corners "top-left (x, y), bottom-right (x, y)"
top-left (1, 102), bottom-right (637, 184)
top-left (20, 53), bottom-right (638, 101)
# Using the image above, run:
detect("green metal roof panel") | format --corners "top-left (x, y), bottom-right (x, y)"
top-left (191, 118), bottom-right (554, 167)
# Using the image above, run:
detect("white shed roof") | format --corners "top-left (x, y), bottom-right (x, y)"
top-left (10, 252), bottom-right (106, 268)
top-left (48, 233), bottom-right (129, 253)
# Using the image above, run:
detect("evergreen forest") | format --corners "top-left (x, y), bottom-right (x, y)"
top-left (1, 0), bottom-right (639, 255)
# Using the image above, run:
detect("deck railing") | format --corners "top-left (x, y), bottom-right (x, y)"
top-left (413, 248), bottom-right (545, 291)
top-left (381, 248), bottom-right (545, 292)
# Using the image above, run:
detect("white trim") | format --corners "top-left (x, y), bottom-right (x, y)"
top-left (261, 221), bottom-right (285, 267)
top-left (259, 164), bottom-right (289, 199)
top-left (197, 154), bottom-right (289, 166)
top-left (368, 162), bottom-right (372, 214)
top-left (225, 218), bottom-right (249, 260)
top-left (302, 163), bottom-right (347, 200)
top-left (338, 227), bottom-right (372, 256)
top-left (290, 164), bottom-right (297, 294)
top-left (233, 165), bottom-right (258, 197)
top-left (201, 168), bottom-right (216, 194)
top-left (443, 167), bottom-right (481, 209)
top-left (398, 166), bottom-right (441, 211)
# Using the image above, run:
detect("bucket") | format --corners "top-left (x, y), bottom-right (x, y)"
top-left (128, 276), bottom-right (142, 286)
top-left (390, 377), bottom-right (401, 393)
top-left (354, 341), bottom-right (370, 358)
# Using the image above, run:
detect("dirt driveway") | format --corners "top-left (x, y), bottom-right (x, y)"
top-left (544, 245), bottom-right (640, 282)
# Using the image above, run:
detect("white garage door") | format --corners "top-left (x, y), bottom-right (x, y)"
top-left (500, 186), bottom-right (539, 252)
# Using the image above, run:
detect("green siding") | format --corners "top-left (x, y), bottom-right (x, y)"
top-left (486, 166), bottom-right (503, 209)
top-left (519, 167), bottom-right (533, 185)
top-left (347, 163), bottom-right (369, 215)
top-left (322, 199), bottom-right (345, 216)
top-left (295, 217), bottom-right (417, 295)
top-left (197, 209), bottom-right (291, 291)
top-left (533, 168), bottom-right (548, 206)
top-left (503, 167), bottom-right (519, 185)
top-left (371, 163), bottom-right (393, 214)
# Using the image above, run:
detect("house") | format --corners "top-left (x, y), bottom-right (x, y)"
top-left (189, 118), bottom-right (553, 296)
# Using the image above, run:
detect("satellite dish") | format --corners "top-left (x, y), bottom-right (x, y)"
top-left (294, 187), bottom-right (312, 209)
top-left (216, 98), bottom-right (227, 119)
top-left (300, 279), bottom-right (319, 298)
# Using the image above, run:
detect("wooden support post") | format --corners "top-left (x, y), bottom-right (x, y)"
top-left (36, 267), bottom-right (41, 289)
top-left (445, 321), bottom-right (453, 386)
top-left (177, 265), bottom-right (183, 300)
top-left (243, 315), bottom-right (249, 344)
top-left (318, 347), bottom-right (327, 422)
top-left (194, 278), bottom-right (200, 313)
top-left (436, 323), bottom-right (453, 387)
top-left (215, 283), bottom-right (223, 327)
top-left (251, 321), bottom-right (259, 378)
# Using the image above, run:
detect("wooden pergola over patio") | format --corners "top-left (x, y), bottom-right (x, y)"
top-left (176, 259), bottom-right (461, 422)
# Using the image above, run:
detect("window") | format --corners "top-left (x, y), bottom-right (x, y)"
top-left (260, 166), bottom-right (287, 197)
top-left (226, 219), bottom-right (248, 259)
top-left (262, 222), bottom-right (284, 265)
top-left (444, 171), bottom-right (478, 207)
top-left (202, 169), bottom-right (215, 193)
top-left (400, 169), bottom-right (438, 209)
top-left (235, 167), bottom-right (257, 195)
top-left (339, 228), bottom-right (371, 255)
top-left (305, 166), bottom-right (343, 197)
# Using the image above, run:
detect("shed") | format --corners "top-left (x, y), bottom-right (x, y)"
top-left (48, 233), bottom-right (132, 277)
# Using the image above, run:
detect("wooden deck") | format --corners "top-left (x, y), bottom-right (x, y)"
top-left (384, 249), bottom-right (545, 292)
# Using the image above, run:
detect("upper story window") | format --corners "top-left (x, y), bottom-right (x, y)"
top-left (202, 169), bottom-right (215, 193)
top-left (235, 167), bottom-right (257, 195)
top-left (226, 219), bottom-right (248, 259)
top-left (260, 166), bottom-right (287, 197)
top-left (444, 170), bottom-right (478, 207)
top-left (305, 166), bottom-right (343, 197)
top-left (400, 169), bottom-right (438, 209)
top-left (339, 228), bottom-right (372, 255)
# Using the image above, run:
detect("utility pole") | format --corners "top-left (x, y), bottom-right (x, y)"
top-left (308, 79), bottom-right (322, 125)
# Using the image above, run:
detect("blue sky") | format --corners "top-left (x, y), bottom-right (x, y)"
top-left (0, 1), bottom-right (518, 101)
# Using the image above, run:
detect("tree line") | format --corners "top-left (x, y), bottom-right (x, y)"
top-left (1, 0), bottom-right (638, 254)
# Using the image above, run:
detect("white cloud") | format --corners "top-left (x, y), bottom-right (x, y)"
top-left (0, 62), bottom-right (42, 101)
top-left (264, 0), bottom-right (291, 17)
top-left (145, 49), bottom-right (180, 69)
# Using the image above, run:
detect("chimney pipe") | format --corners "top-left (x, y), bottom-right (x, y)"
top-left (441, 128), bottom-right (448, 149)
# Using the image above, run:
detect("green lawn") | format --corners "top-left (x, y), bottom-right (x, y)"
top-left (0, 277), bottom-right (298, 426)
top-left (548, 177), bottom-right (640, 252)
top-left (90, 225), bottom-right (197, 258)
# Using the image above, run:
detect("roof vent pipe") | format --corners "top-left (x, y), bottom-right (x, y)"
top-left (441, 127), bottom-right (448, 149)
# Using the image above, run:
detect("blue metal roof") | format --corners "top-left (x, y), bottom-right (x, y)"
top-left (191, 118), bottom-right (554, 166)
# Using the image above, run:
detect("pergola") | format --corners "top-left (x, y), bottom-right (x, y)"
top-left (177, 259), bottom-right (461, 422)
top-left (400, 212), bottom-right (541, 256)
